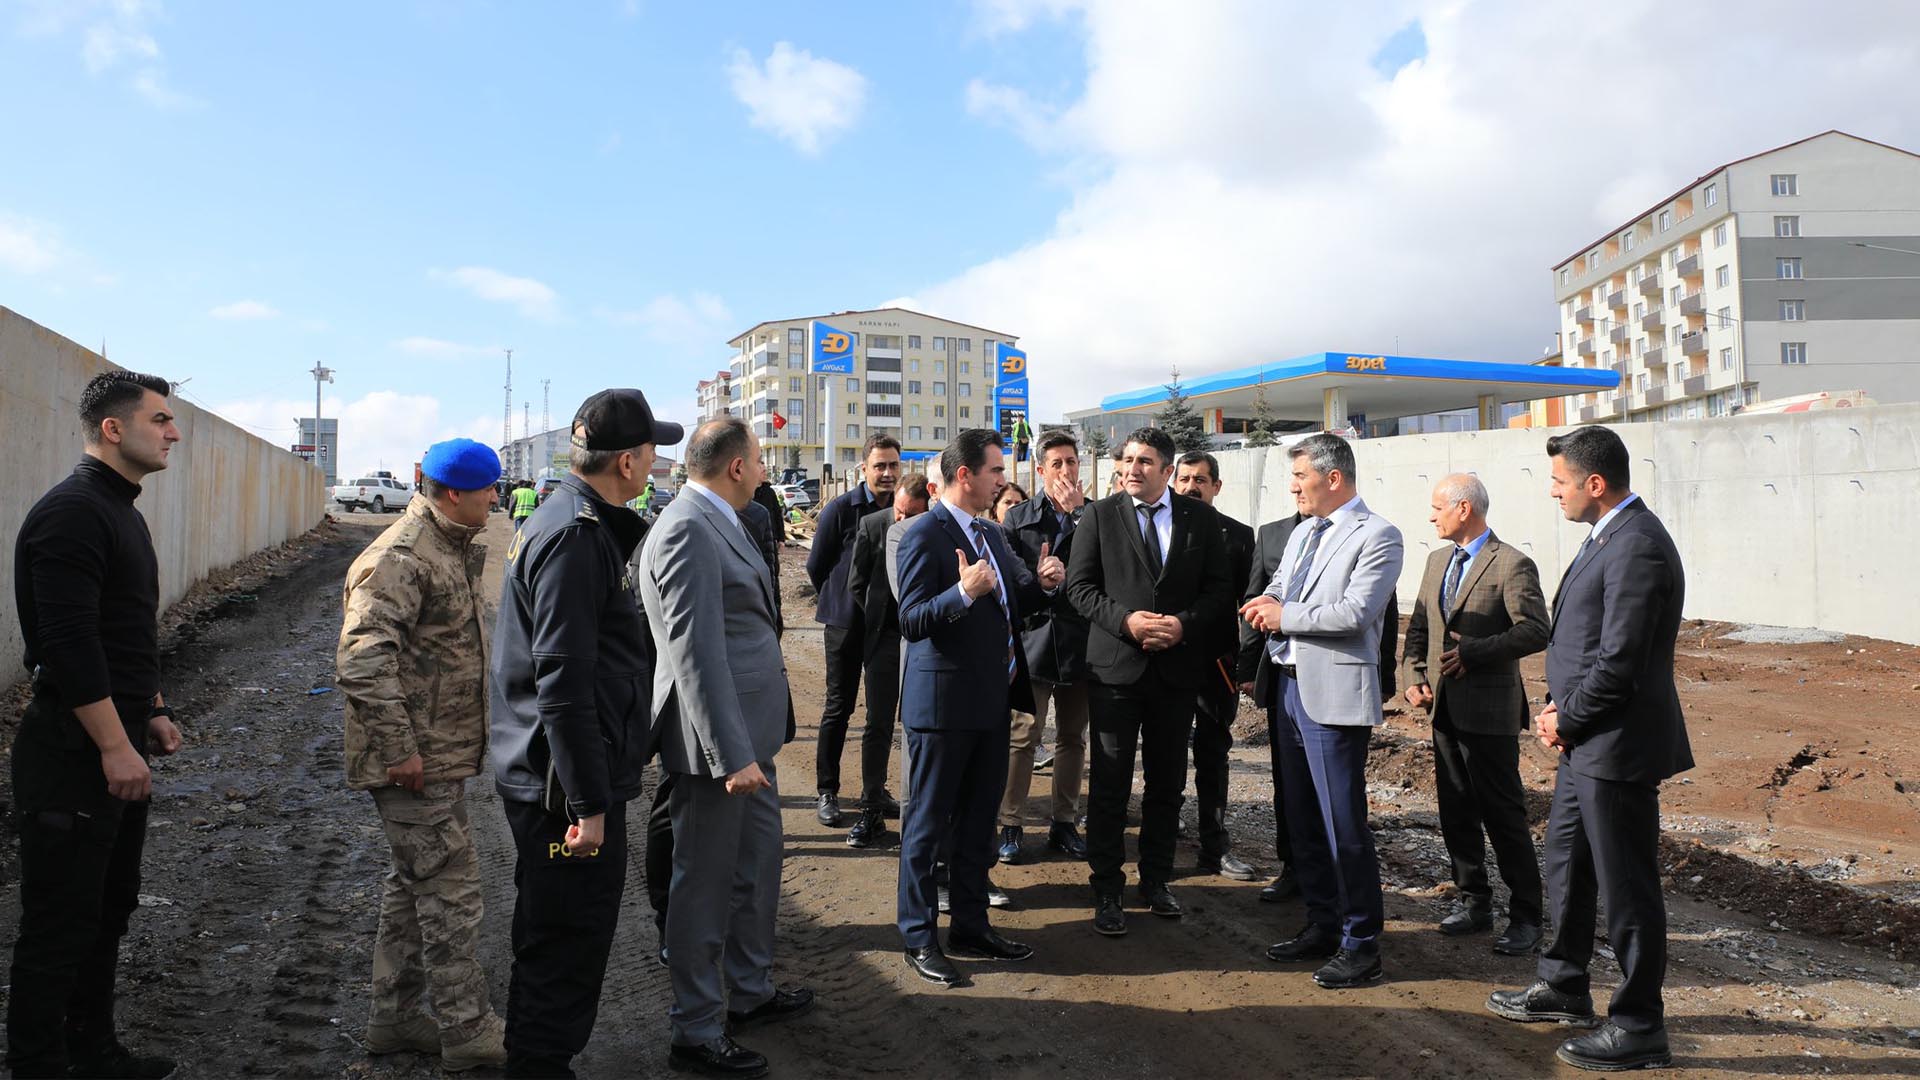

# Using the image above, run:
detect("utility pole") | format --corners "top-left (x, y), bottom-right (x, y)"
top-left (541, 379), bottom-right (553, 478)
top-left (502, 348), bottom-right (514, 450)
top-left (310, 361), bottom-right (334, 481)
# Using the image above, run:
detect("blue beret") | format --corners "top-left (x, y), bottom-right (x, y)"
top-left (421, 438), bottom-right (502, 491)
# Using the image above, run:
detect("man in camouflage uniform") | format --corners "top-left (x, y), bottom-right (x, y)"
top-left (337, 438), bottom-right (507, 1072)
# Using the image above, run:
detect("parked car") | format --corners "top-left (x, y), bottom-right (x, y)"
top-left (773, 483), bottom-right (814, 510)
top-left (332, 475), bottom-right (413, 513)
top-left (534, 476), bottom-right (567, 505)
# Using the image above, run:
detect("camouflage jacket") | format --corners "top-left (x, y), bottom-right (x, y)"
top-left (338, 494), bottom-right (491, 790)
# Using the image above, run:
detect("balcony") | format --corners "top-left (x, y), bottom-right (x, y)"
top-left (1640, 309), bottom-right (1664, 332)
top-left (866, 346), bottom-right (903, 361)
top-left (1578, 405), bottom-right (1597, 423)
top-left (1575, 305), bottom-right (1594, 325)
top-left (1681, 331), bottom-right (1708, 356)
top-left (1608, 325), bottom-right (1629, 346)
top-left (1684, 375), bottom-right (1709, 396)
top-left (1607, 289), bottom-right (1628, 311)
top-left (1679, 291), bottom-right (1705, 316)
top-left (866, 357), bottom-right (902, 373)
top-left (1645, 385), bottom-right (1669, 407)
top-left (1642, 346), bottom-right (1667, 368)
top-left (1638, 271), bottom-right (1661, 296)
top-left (1676, 253), bottom-right (1702, 278)
top-left (1575, 339), bottom-right (1595, 357)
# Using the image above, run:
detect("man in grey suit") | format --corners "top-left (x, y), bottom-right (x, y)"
top-left (637, 418), bottom-right (812, 1077)
top-left (1240, 433), bottom-right (1403, 990)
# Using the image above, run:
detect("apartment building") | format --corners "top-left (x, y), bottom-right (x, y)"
top-left (722, 307), bottom-right (1019, 473)
top-left (1552, 131), bottom-right (1920, 423)
top-left (499, 424), bottom-right (569, 481)
top-left (695, 369), bottom-right (733, 422)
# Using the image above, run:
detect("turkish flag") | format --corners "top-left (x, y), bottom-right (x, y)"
top-left (771, 411), bottom-right (788, 430)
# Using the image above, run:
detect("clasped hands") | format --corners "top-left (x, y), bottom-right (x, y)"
top-left (1534, 702), bottom-right (1567, 753)
top-left (1125, 610), bottom-right (1184, 651)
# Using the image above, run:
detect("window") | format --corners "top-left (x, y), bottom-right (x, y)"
top-left (934, 360), bottom-right (945, 376)
top-left (957, 338), bottom-right (971, 352)
top-left (1621, 231), bottom-right (1635, 252)
top-left (907, 379), bottom-right (921, 394)
top-left (1715, 265), bottom-right (1731, 288)
top-left (934, 404), bottom-right (945, 418)
top-left (909, 425), bottom-right (923, 440)
top-left (959, 405), bottom-right (971, 419)
top-left (1587, 250), bottom-right (1600, 270)
top-left (1781, 341), bottom-right (1807, 365)
top-left (1780, 299), bottom-right (1805, 321)
top-left (933, 381), bottom-right (946, 396)
top-left (1719, 348), bottom-right (1733, 371)
top-left (909, 404), bottom-right (920, 419)
top-left (1669, 285), bottom-right (1682, 306)
top-left (788, 398), bottom-right (803, 417)
top-left (960, 361), bottom-right (971, 374)
top-left (1704, 182), bottom-right (1718, 207)
top-left (1658, 210), bottom-right (1672, 232)
top-left (983, 339), bottom-right (995, 355)
top-left (1636, 337), bottom-right (1647, 354)
top-left (932, 336), bottom-right (945, 350)
top-left (1775, 215), bottom-right (1800, 238)
top-left (1717, 306), bottom-right (1731, 329)
top-left (908, 335), bottom-right (922, 349)
top-left (1560, 268), bottom-right (1571, 286)
top-left (933, 426), bottom-right (947, 440)
top-left (1671, 326), bottom-right (1682, 346)
top-left (846, 424), bottom-right (860, 438)
top-left (1771, 173), bottom-right (1798, 196)
top-left (1565, 300), bottom-right (1574, 319)
top-left (867, 404), bottom-right (902, 418)
top-left (959, 383), bottom-right (972, 398)
top-left (788, 376), bottom-right (802, 392)
top-left (788, 328), bottom-right (804, 347)
top-left (1637, 373), bottom-right (1648, 392)
top-left (1777, 257), bottom-right (1802, 280)
top-left (846, 402), bottom-right (856, 415)
top-left (1713, 222), bottom-right (1728, 247)
top-left (846, 377), bottom-right (860, 392)
top-left (1633, 302), bottom-right (1645, 319)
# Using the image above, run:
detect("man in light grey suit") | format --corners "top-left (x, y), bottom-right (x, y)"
top-left (1241, 433), bottom-right (1403, 990)
top-left (637, 418), bottom-right (812, 1077)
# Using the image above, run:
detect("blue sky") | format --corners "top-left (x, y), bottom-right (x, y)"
top-left (5, 1), bottom-right (1918, 475)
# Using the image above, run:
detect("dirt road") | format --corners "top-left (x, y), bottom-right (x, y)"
top-left (2, 511), bottom-right (1916, 1078)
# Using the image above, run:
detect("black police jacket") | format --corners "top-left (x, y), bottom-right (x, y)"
top-left (490, 473), bottom-right (653, 817)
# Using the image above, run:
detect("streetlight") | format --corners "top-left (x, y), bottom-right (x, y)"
top-left (1849, 241), bottom-right (1920, 258)
top-left (311, 361), bottom-right (334, 477)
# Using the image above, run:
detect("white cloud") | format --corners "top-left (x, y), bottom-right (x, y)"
top-left (0, 214), bottom-right (62, 274)
top-left (726, 42), bottom-right (867, 155)
top-left (25, 0), bottom-right (197, 108)
top-left (208, 391), bottom-right (506, 478)
top-left (81, 21), bottom-right (156, 73)
top-left (431, 266), bottom-right (560, 320)
top-left (597, 291), bottom-right (734, 347)
top-left (921, 0), bottom-right (1920, 417)
top-left (394, 336), bottom-right (497, 358)
top-left (208, 299), bottom-right (278, 321)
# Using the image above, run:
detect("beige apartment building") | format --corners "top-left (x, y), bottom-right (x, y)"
top-left (1552, 131), bottom-right (1920, 423)
top-left (719, 307), bottom-right (1019, 474)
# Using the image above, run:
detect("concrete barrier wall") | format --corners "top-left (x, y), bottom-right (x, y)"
top-left (1210, 403), bottom-right (1920, 645)
top-left (1, 306), bottom-right (329, 682)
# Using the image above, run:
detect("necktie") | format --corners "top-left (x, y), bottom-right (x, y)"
top-left (1568, 532), bottom-right (1594, 577)
top-left (1137, 501), bottom-right (1164, 575)
top-left (973, 520), bottom-right (1016, 682)
top-left (1285, 519), bottom-right (1332, 602)
top-left (1440, 546), bottom-right (1469, 620)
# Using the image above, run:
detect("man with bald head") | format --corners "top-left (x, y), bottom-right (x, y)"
top-left (1400, 473), bottom-right (1549, 956)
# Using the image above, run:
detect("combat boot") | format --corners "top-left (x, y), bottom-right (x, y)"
top-left (366, 1013), bottom-right (439, 1055)
top-left (441, 1012), bottom-right (508, 1072)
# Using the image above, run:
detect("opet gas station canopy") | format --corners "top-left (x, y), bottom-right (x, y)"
top-left (1088, 351), bottom-right (1619, 433)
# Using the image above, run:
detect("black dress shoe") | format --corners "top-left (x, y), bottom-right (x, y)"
top-left (1557, 1022), bottom-right (1672, 1071)
top-left (1197, 852), bottom-right (1259, 881)
top-left (68, 1041), bottom-right (177, 1080)
top-left (1093, 893), bottom-right (1127, 937)
top-left (668, 1035), bottom-right (769, 1077)
top-left (1493, 920), bottom-right (1544, 956)
top-left (905, 945), bottom-right (965, 987)
top-left (997, 825), bottom-right (1023, 864)
top-left (1266, 922), bottom-right (1339, 963)
top-left (1047, 822), bottom-right (1087, 859)
top-left (816, 793), bottom-right (842, 827)
top-left (728, 985), bottom-right (815, 1029)
top-left (1439, 904), bottom-right (1495, 936)
top-left (1138, 881), bottom-right (1183, 918)
top-left (947, 928), bottom-right (1034, 961)
top-left (1258, 866), bottom-right (1300, 902)
top-left (870, 789), bottom-right (901, 817)
top-left (1313, 945), bottom-right (1383, 989)
top-left (846, 807), bottom-right (885, 848)
top-left (1486, 980), bottom-right (1599, 1025)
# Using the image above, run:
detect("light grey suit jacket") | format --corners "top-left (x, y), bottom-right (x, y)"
top-left (638, 488), bottom-right (790, 778)
top-left (1264, 496), bottom-right (1404, 727)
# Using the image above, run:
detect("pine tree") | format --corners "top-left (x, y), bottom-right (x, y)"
top-left (1244, 380), bottom-right (1277, 448)
top-left (1156, 367), bottom-right (1211, 454)
top-left (1083, 427), bottom-right (1111, 498)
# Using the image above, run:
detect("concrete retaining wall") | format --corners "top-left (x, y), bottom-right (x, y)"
top-left (1210, 404), bottom-right (1920, 645)
top-left (1, 305), bottom-right (328, 682)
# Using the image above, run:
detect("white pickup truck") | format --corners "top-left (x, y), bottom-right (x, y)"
top-left (331, 474), bottom-right (413, 513)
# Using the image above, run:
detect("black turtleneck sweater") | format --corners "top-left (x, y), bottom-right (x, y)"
top-left (13, 457), bottom-right (161, 706)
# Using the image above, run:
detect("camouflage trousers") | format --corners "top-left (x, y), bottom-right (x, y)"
top-left (370, 782), bottom-right (490, 1038)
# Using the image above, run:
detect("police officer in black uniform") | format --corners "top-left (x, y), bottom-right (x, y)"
top-left (490, 388), bottom-right (683, 1079)
top-left (9, 371), bottom-right (184, 1079)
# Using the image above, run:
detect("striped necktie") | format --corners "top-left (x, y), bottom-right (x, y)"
top-left (973, 520), bottom-right (1016, 682)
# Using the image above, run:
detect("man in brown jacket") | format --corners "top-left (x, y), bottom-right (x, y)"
top-left (337, 438), bottom-right (506, 1071)
top-left (1401, 473), bottom-right (1550, 956)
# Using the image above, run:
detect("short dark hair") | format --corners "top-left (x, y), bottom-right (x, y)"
top-left (1290, 433), bottom-right (1356, 483)
top-left (1546, 425), bottom-right (1630, 492)
top-left (419, 476), bottom-right (449, 500)
top-left (686, 416), bottom-right (753, 480)
top-left (940, 428), bottom-right (1005, 484)
top-left (1037, 430), bottom-right (1078, 458)
top-left (79, 370), bottom-right (170, 445)
top-left (1121, 427), bottom-right (1176, 468)
top-left (862, 432), bottom-right (902, 461)
top-left (899, 472), bottom-right (930, 505)
top-left (569, 421), bottom-right (643, 476)
top-left (1176, 450), bottom-right (1220, 483)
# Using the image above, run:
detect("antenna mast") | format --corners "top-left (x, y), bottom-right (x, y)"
top-left (502, 348), bottom-right (514, 448)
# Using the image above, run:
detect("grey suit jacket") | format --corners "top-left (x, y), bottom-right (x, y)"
top-left (1263, 497), bottom-right (1404, 727)
top-left (638, 488), bottom-right (790, 778)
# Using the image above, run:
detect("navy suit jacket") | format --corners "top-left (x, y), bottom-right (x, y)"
top-left (897, 500), bottom-right (1044, 731)
top-left (1546, 498), bottom-right (1693, 784)
top-left (805, 482), bottom-right (886, 628)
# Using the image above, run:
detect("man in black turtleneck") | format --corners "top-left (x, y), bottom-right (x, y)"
top-left (8, 370), bottom-right (185, 1080)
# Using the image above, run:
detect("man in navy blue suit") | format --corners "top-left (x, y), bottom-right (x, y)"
top-left (894, 428), bottom-right (1065, 987)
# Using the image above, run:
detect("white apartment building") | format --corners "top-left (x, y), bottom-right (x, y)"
top-left (722, 307), bottom-right (1019, 473)
top-left (695, 369), bottom-right (733, 422)
top-left (1552, 131), bottom-right (1920, 423)
top-left (499, 424), bottom-right (569, 482)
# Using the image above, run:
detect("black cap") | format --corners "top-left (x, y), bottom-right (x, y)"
top-left (571, 388), bottom-right (685, 451)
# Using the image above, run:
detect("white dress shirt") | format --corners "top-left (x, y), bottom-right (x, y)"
top-left (684, 480), bottom-right (745, 537)
top-left (1590, 492), bottom-right (1640, 542)
top-left (942, 497), bottom-right (1009, 614)
top-left (1130, 489), bottom-right (1174, 558)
